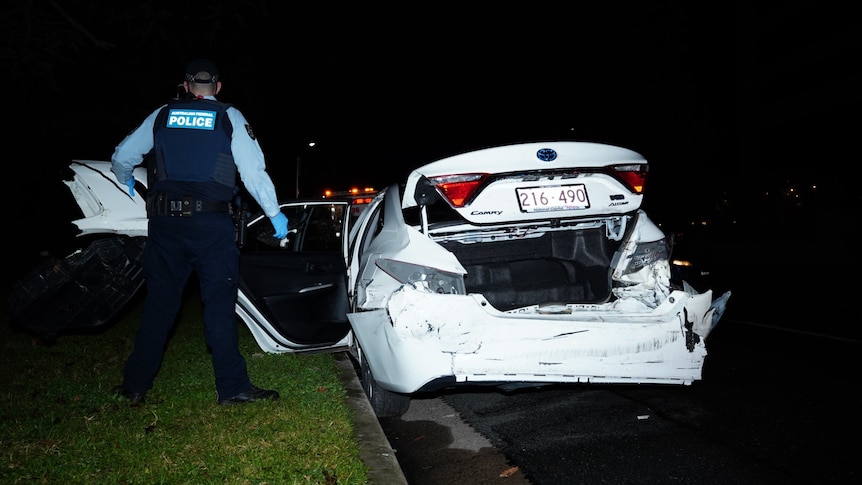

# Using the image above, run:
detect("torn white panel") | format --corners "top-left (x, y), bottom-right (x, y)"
top-left (66, 161), bottom-right (149, 237)
top-left (611, 259), bottom-right (673, 309)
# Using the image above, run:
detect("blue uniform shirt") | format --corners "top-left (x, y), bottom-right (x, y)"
top-left (111, 95), bottom-right (282, 218)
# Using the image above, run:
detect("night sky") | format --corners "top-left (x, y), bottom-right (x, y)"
top-left (4, 2), bottom-right (859, 284)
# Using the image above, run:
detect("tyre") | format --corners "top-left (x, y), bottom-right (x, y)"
top-left (358, 347), bottom-right (411, 418)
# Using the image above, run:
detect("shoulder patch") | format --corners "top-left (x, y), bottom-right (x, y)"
top-left (245, 123), bottom-right (256, 140)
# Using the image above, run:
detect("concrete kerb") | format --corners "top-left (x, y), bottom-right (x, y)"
top-left (334, 352), bottom-right (408, 485)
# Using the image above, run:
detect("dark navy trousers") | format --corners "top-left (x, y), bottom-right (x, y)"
top-left (122, 211), bottom-right (251, 400)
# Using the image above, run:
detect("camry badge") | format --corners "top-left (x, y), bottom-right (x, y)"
top-left (536, 148), bottom-right (557, 162)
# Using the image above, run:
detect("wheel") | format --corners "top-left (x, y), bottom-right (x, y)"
top-left (358, 348), bottom-right (411, 418)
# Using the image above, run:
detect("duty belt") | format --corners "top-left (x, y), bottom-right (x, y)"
top-left (147, 192), bottom-right (230, 217)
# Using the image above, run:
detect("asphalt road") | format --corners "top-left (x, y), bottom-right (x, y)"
top-left (379, 319), bottom-right (861, 484)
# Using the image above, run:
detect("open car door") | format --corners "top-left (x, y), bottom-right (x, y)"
top-left (235, 200), bottom-right (354, 353)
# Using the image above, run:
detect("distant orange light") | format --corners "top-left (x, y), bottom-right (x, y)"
top-left (322, 187), bottom-right (378, 199)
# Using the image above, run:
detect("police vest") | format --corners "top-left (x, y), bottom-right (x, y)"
top-left (151, 98), bottom-right (237, 202)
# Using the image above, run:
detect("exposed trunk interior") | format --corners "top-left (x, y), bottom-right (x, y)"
top-left (440, 227), bottom-right (619, 311)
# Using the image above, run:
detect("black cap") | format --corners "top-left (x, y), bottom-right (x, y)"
top-left (185, 59), bottom-right (219, 83)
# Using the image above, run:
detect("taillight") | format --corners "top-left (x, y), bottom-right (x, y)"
top-left (621, 238), bottom-right (668, 277)
top-left (427, 173), bottom-right (488, 208)
top-left (611, 164), bottom-right (648, 194)
top-left (375, 259), bottom-right (466, 295)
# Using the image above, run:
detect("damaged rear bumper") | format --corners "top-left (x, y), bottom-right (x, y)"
top-left (348, 285), bottom-right (730, 394)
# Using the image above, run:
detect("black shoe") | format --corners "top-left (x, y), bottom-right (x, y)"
top-left (113, 385), bottom-right (146, 404)
top-left (218, 385), bottom-right (279, 405)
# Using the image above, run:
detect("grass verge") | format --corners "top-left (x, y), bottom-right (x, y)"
top-left (0, 293), bottom-right (368, 484)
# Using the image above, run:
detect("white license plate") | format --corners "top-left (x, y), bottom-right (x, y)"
top-left (516, 184), bottom-right (590, 212)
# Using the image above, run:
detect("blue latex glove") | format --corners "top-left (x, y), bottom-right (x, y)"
top-left (125, 178), bottom-right (136, 197)
top-left (269, 212), bottom-right (289, 239)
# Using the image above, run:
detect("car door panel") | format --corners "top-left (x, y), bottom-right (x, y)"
top-left (238, 201), bottom-right (351, 347)
top-left (239, 252), bottom-right (349, 345)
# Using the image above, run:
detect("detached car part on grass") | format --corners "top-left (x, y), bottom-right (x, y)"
top-left (10, 142), bottom-right (730, 418)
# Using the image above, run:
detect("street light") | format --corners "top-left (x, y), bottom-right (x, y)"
top-left (296, 140), bottom-right (316, 198)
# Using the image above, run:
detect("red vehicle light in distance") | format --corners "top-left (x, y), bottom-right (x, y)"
top-left (323, 187), bottom-right (377, 204)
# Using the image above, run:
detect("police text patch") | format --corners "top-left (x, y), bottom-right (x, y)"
top-left (166, 109), bottom-right (216, 130)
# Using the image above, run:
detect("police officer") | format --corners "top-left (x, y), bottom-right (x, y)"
top-left (111, 58), bottom-right (288, 405)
